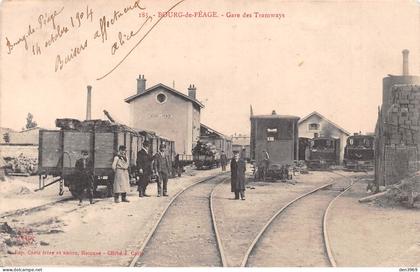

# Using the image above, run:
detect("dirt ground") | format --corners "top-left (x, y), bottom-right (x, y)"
top-left (2, 167), bottom-right (419, 267)
top-left (212, 169), bottom-right (358, 267)
top-left (328, 176), bottom-right (420, 267)
top-left (0, 175), bottom-right (69, 215)
top-left (0, 168), bottom-right (222, 266)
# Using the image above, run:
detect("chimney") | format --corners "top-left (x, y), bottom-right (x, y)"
top-left (402, 49), bottom-right (409, 76)
top-left (86, 85), bottom-right (92, 120)
top-left (137, 74), bottom-right (146, 94)
top-left (188, 84), bottom-right (197, 99)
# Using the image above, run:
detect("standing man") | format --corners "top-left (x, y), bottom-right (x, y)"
top-left (112, 145), bottom-right (130, 203)
top-left (236, 149), bottom-right (247, 200)
top-left (230, 151), bottom-right (239, 199)
top-left (75, 150), bottom-right (94, 205)
top-left (137, 140), bottom-right (153, 197)
top-left (220, 151), bottom-right (228, 172)
top-left (154, 144), bottom-right (171, 197)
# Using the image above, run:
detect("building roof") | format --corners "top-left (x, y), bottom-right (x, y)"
top-left (200, 124), bottom-right (230, 140)
top-left (299, 111), bottom-right (350, 136)
top-left (251, 113), bottom-right (300, 120)
top-left (124, 83), bottom-right (204, 108)
top-left (232, 136), bottom-right (250, 146)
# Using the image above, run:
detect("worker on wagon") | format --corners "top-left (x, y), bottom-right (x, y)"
top-left (154, 143), bottom-right (171, 197)
top-left (230, 151), bottom-right (239, 199)
top-left (236, 149), bottom-right (247, 200)
top-left (75, 150), bottom-right (94, 205)
top-left (137, 140), bottom-right (153, 197)
top-left (220, 151), bottom-right (228, 172)
top-left (261, 150), bottom-right (270, 180)
top-left (112, 145), bottom-right (130, 203)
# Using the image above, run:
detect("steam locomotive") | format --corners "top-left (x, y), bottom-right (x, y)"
top-left (306, 137), bottom-right (340, 170)
top-left (343, 134), bottom-right (374, 171)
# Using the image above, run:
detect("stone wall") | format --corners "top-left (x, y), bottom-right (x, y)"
top-left (375, 84), bottom-right (420, 186)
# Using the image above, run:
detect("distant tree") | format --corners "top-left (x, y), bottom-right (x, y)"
top-left (25, 113), bottom-right (38, 129)
top-left (3, 133), bottom-right (10, 143)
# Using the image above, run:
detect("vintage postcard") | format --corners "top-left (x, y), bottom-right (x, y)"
top-left (0, 0), bottom-right (419, 270)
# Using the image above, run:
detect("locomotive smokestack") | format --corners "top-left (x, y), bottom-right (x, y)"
top-left (137, 74), bottom-right (146, 94)
top-left (402, 49), bottom-right (409, 76)
top-left (86, 85), bottom-right (92, 120)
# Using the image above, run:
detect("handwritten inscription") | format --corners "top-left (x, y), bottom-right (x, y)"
top-left (150, 113), bottom-right (173, 119)
top-left (4, 1), bottom-right (285, 79)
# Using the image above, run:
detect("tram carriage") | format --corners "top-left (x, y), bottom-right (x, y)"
top-left (38, 119), bottom-right (176, 197)
top-left (250, 111), bottom-right (300, 180)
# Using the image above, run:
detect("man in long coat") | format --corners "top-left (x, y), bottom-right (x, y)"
top-left (230, 151), bottom-right (239, 199)
top-left (112, 145), bottom-right (130, 203)
top-left (236, 149), bottom-right (247, 200)
top-left (154, 144), bottom-right (171, 197)
top-left (137, 140), bottom-right (153, 197)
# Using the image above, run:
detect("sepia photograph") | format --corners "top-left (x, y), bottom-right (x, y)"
top-left (0, 0), bottom-right (419, 270)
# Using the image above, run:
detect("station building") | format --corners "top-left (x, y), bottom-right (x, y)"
top-left (125, 75), bottom-right (203, 155)
top-left (298, 111), bottom-right (350, 163)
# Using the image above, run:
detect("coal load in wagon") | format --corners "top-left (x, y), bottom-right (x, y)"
top-left (193, 141), bottom-right (218, 156)
top-left (55, 118), bottom-right (139, 135)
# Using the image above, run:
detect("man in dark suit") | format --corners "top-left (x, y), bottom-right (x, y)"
top-left (220, 151), bottom-right (228, 171)
top-left (137, 140), bottom-right (153, 197)
top-left (75, 150), bottom-right (94, 205)
top-left (154, 143), bottom-right (171, 197)
top-left (230, 151), bottom-right (239, 199)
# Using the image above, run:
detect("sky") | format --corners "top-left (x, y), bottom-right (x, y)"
top-left (1, 0), bottom-right (419, 135)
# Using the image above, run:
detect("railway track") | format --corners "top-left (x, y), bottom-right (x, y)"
top-left (241, 171), bottom-right (357, 267)
top-left (129, 173), bottom-right (229, 267)
top-left (0, 197), bottom-right (74, 219)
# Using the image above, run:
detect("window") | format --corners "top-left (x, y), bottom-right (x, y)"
top-left (156, 93), bottom-right (167, 104)
top-left (267, 128), bottom-right (278, 141)
top-left (309, 123), bottom-right (319, 131)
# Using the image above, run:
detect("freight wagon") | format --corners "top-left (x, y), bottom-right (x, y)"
top-left (38, 119), bottom-right (175, 197)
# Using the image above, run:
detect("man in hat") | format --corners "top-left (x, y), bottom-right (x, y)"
top-left (137, 140), bottom-right (153, 197)
top-left (154, 143), bottom-right (171, 197)
top-left (75, 150), bottom-right (94, 205)
top-left (230, 151), bottom-right (239, 199)
top-left (220, 151), bottom-right (228, 172)
top-left (112, 145), bottom-right (130, 203)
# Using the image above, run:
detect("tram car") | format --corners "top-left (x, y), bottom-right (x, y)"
top-left (250, 111), bottom-right (300, 180)
top-left (38, 118), bottom-right (176, 197)
top-left (306, 137), bottom-right (340, 170)
top-left (343, 134), bottom-right (374, 171)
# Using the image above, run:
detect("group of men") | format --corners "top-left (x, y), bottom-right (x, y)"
top-left (73, 140), bottom-right (172, 205)
top-left (136, 140), bottom-right (171, 198)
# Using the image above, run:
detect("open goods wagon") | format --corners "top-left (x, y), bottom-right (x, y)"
top-left (38, 119), bottom-right (175, 197)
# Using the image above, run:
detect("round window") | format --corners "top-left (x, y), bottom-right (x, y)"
top-left (156, 93), bottom-right (167, 104)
